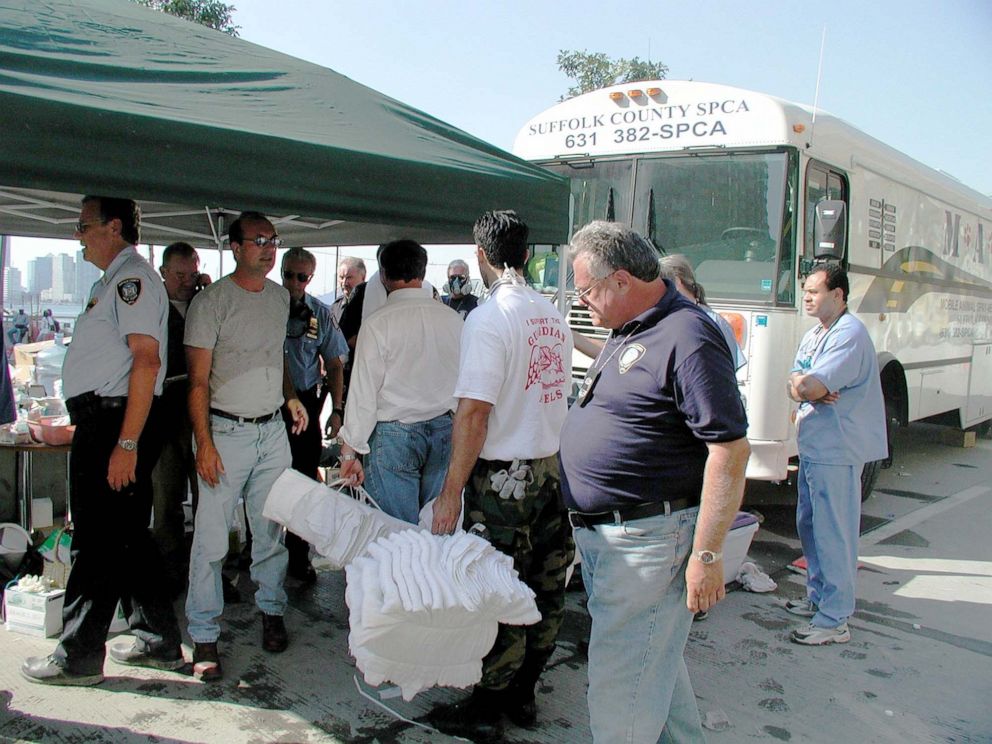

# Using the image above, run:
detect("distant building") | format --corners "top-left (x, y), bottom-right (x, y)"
top-left (75, 250), bottom-right (101, 299)
top-left (50, 254), bottom-right (75, 302)
top-left (3, 266), bottom-right (25, 305)
top-left (28, 254), bottom-right (54, 294)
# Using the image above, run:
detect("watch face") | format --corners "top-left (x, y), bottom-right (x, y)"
top-left (698, 550), bottom-right (717, 564)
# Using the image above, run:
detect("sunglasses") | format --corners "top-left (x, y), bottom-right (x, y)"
top-left (245, 235), bottom-right (283, 248)
top-left (282, 270), bottom-right (312, 282)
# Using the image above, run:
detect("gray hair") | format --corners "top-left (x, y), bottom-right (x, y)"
top-left (447, 259), bottom-right (470, 275)
top-left (569, 221), bottom-right (660, 281)
top-left (658, 254), bottom-right (705, 304)
top-left (339, 256), bottom-right (366, 274)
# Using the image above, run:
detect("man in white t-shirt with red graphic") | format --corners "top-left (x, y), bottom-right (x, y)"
top-left (429, 210), bottom-right (575, 740)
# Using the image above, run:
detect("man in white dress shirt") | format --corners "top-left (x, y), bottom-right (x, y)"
top-left (337, 240), bottom-right (463, 523)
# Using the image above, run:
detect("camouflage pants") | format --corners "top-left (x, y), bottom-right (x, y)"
top-left (462, 454), bottom-right (575, 691)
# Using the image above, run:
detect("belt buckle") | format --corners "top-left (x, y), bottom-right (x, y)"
top-left (568, 511), bottom-right (587, 530)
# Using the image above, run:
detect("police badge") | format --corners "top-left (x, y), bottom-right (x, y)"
top-left (117, 278), bottom-right (142, 305)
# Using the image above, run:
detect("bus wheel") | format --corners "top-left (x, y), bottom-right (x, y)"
top-left (861, 459), bottom-right (883, 502)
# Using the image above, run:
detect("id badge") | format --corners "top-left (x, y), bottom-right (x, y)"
top-left (578, 368), bottom-right (602, 406)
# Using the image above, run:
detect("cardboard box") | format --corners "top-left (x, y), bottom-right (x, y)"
top-left (4, 586), bottom-right (65, 637)
top-left (31, 497), bottom-right (54, 529)
top-left (723, 512), bottom-right (759, 585)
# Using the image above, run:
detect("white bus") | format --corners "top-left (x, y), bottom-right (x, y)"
top-left (514, 80), bottom-right (992, 496)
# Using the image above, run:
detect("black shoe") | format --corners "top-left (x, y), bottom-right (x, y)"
top-left (108, 641), bottom-right (185, 671)
top-left (222, 574), bottom-right (242, 604)
top-left (261, 613), bottom-right (289, 653)
top-left (426, 688), bottom-right (505, 742)
top-left (288, 564), bottom-right (317, 586)
top-left (21, 655), bottom-right (103, 686)
top-left (502, 656), bottom-right (545, 729)
top-left (503, 691), bottom-right (537, 729)
top-left (192, 642), bottom-right (222, 682)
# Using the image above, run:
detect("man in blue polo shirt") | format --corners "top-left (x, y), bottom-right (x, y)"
top-left (281, 247), bottom-right (346, 584)
top-left (559, 221), bottom-right (750, 743)
top-left (786, 264), bottom-right (886, 645)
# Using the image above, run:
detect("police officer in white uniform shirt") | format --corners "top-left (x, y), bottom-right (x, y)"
top-left (22, 196), bottom-right (184, 687)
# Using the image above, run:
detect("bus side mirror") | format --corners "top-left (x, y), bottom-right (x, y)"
top-left (813, 200), bottom-right (847, 260)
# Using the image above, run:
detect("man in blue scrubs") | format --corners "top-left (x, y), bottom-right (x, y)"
top-left (786, 264), bottom-right (887, 645)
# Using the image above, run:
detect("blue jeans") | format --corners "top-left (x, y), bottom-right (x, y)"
top-left (796, 459), bottom-right (861, 628)
top-left (576, 508), bottom-right (705, 744)
top-left (186, 415), bottom-right (291, 644)
top-left (364, 413), bottom-right (452, 524)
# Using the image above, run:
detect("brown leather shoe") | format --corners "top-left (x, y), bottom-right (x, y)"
top-left (261, 613), bottom-right (288, 653)
top-left (192, 642), bottom-right (222, 682)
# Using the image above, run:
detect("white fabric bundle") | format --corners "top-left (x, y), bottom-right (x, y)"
top-left (263, 469), bottom-right (411, 570)
top-left (346, 529), bottom-right (540, 700)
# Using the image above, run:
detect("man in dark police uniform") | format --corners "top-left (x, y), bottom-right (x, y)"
top-left (22, 196), bottom-right (183, 686)
top-left (559, 221), bottom-right (750, 742)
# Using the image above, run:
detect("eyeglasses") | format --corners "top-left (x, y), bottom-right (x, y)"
top-left (75, 219), bottom-right (106, 234)
top-left (245, 235), bottom-right (283, 248)
top-left (574, 272), bottom-right (615, 303)
top-left (282, 270), bottom-right (312, 283)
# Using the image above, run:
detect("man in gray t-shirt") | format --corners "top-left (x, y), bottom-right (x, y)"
top-left (183, 211), bottom-right (308, 682)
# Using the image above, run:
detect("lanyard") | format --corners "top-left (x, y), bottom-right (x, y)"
top-left (578, 322), bottom-right (642, 406)
top-left (797, 310), bottom-right (846, 371)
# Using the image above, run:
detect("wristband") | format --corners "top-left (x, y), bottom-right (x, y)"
top-left (339, 453), bottom-right (357, 462)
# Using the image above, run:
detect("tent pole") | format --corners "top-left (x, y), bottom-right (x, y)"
top-left (0, 234), bottom-right (8, 310)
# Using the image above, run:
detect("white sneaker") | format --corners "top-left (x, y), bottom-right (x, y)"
top-left (784, 598), bottom-right (817, 618)
top-left (791, 622), bottom-right (851, 645)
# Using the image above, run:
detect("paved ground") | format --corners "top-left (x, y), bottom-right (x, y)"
top-left (1, 422), bottom-right (990, 743)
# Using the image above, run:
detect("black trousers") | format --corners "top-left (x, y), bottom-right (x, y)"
top-left (282, 386), bottom-right (323, 571)
top-left (54, 398), bottom-right (181, 674)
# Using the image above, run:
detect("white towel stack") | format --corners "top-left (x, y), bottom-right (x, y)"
top-left (263, 469), bottom-right (411, 570)
top-left (345, 530), bottom-right (541, 701)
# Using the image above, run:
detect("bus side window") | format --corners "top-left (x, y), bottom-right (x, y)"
top-left (804, 161), bottom-right (849, 263)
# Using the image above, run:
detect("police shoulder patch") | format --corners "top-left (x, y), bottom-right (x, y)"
top-left (117, 278), bottom-right (142, 305)
top-left (618, 343), bottom-right (646, 374)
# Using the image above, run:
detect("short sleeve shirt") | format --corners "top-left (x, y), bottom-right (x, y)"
top-left (184, 276), bottom-right (289, 417)
top-left (559, 281), bottom-right (748, 511)
top-left (454, 279), bottom-right (572, 461)
top-left (62, 246), bottom-right (168, 398)
top-left (793, 312), bottom-right (887, 465)
top-left (284, 293), bottom-right (348, 392)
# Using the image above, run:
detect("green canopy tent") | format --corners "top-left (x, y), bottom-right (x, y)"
top-left (0, 0), bottom-right (569, 249)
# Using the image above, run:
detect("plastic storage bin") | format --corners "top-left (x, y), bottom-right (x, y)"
top-left (723, 511), bottom-right (759, 584)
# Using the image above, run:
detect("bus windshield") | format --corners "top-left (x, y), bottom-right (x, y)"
top-left (545, 151), bottom-right (792, 304)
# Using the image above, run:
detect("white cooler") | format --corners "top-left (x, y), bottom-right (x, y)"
top-left (723, 512), bottom-right (759, 584)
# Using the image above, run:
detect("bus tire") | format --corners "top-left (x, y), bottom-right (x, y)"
top-left (861, 459), bottom-right (883, 501)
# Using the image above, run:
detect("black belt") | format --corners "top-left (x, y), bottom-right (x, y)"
top-left (568, 498), bottom-right (696, 529)
top-left (65, 392), bottom-right (128, 422)
top-left (209, 408), bottom-right (280, 424)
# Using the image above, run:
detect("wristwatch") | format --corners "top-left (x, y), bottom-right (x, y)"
top-left (339, 453), bottom-right (357, 462)
top-left (118, 438), bottom-right (138, 452)
top-left (692, 549), bottom-right (722, 564)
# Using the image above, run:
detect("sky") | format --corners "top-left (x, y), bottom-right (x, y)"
top-left (8, 0), bottom-right (991, 299)
top-left (232, 0), bottom-right (991, 194)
